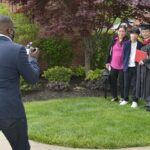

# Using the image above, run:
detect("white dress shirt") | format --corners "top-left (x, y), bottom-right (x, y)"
top-left (128, 41), bottom-right (137, 67)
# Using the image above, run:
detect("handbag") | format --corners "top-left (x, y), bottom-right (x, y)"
top-left (101, 69), bottom-right (110, 99)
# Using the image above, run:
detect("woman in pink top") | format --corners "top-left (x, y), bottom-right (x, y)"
top-left (106, 25), bottom-right (128, 102)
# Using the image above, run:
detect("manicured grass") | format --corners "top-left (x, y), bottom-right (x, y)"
top-left (25, 97), bottom-right (150, 149)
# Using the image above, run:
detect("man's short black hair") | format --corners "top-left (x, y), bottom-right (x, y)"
top-left (140, 24), bottom-right (150, 31)
top-left (130, 27), bottom-right (140, 35)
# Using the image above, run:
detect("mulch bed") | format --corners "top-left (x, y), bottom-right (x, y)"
top-left (22, 86), bottom-right (108, 102)
top-left (22, 78), bottom-right (110, 102)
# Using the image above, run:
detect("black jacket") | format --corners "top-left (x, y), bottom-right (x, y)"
top-left (142, 43), bottom-right (150, 69)
top-left (123, 40), bottom-right (143, 71)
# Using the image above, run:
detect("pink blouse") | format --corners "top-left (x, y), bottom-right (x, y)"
top-left (111, 39), bottom-right (124, 70)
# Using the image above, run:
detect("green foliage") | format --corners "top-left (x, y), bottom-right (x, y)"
top-left (43, 66), bottom-right (73, 83)
top-left (13, 14), bottom-right (38, 45)
top-left (91, 32), bottom-right (114, 69)
top-left (39, 38), bottom-right (73, 67)
top-left (71, 66), bottom-right (85, 77)
top-left (86, 69), bottom-right (103, 81)
top-left (0, 3), bottom-right (9, 15)
top-left (20, 77), bottom-right (32, 92)
top-left (20, 77), bottom-right (41, 93)
top-left (0, 4), bottom-right (39, 45)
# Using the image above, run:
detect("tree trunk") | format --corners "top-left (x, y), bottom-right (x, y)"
top-left (83, 36), bottom-right (94, 73)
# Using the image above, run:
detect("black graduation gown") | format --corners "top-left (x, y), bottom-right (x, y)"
top-left (136, 43), bottom-right (150, 102)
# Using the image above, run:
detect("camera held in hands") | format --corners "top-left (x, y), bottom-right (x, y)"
top-left (26, 42), bottom-right (39, 55)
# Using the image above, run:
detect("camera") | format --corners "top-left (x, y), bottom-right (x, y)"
top-left (26, 42), bottom-right (39, 55)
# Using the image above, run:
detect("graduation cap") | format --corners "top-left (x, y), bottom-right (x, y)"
top-left (140, 24), bottom-right (150, 30)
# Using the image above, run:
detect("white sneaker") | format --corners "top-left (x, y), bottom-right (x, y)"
top-left (131, 102), bottom-right (138, 108)
top-left (111, 97), bottom-right (118, 102)
top-left (120, 100), bottom-right (128, 106)
top-left (119, 98), bottom-right (124, 103)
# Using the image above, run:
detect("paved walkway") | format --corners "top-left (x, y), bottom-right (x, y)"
top-left (1, 132), bottom-right (150, 150)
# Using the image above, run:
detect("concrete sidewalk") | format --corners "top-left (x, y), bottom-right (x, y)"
top-left (1, 132), bottom-right (150, 150)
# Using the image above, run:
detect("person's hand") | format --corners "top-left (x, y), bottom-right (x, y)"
top-left (29, 48), bottom-right (39, 59)
top-left (106, 63), bottom-right (110, 70)
top-left (139, 60), bottom-right (144, 65)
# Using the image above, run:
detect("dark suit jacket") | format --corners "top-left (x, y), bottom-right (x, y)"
top-left (123, 40), bottom-right (143, 71)
top-left (0, 36), bottom-right (40, 119)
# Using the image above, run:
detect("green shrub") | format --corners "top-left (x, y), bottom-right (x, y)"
top-left (86, 69), bottom-right (103, 81)
top-left (14, 16), bottom-right (39, 45)
top-left (0, 4), bottom-right (8, 15)
top-left (39, 38), bottom-right (73, 67)
top-left (85, 69), bottom-right (104, 89)
top-left (43, 66), bottom-right (73, 83)
top-left (71, 66), bottom-right (85, 77)
top-left (20, 77), bottom-right (41, 93)
top-left (91, 33), bottom-right (114, 69)
top-left (20, 77), bottom-right (32, 92)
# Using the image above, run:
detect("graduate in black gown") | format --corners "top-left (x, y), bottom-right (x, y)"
top-left (136, 24), bottom-right (150, 111)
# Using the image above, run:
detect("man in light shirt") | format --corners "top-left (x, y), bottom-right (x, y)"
top-left (121, 28), bottom-right (143, 108)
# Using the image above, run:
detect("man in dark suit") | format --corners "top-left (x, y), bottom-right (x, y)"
top-left (120, 28), bottom-right (143, 108)
top-left (0, 15), bottom-right (40, 150)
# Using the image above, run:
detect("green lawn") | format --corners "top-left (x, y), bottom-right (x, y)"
top-left (25, 97), bottom-right (150, 149)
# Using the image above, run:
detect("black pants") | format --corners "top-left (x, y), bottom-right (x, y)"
top-left (124, 67), bottom-right (138, 102)
top-left (110, 67), bottom-right (124, 99)
top-left (0, 118), bottom-right (30, 150)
